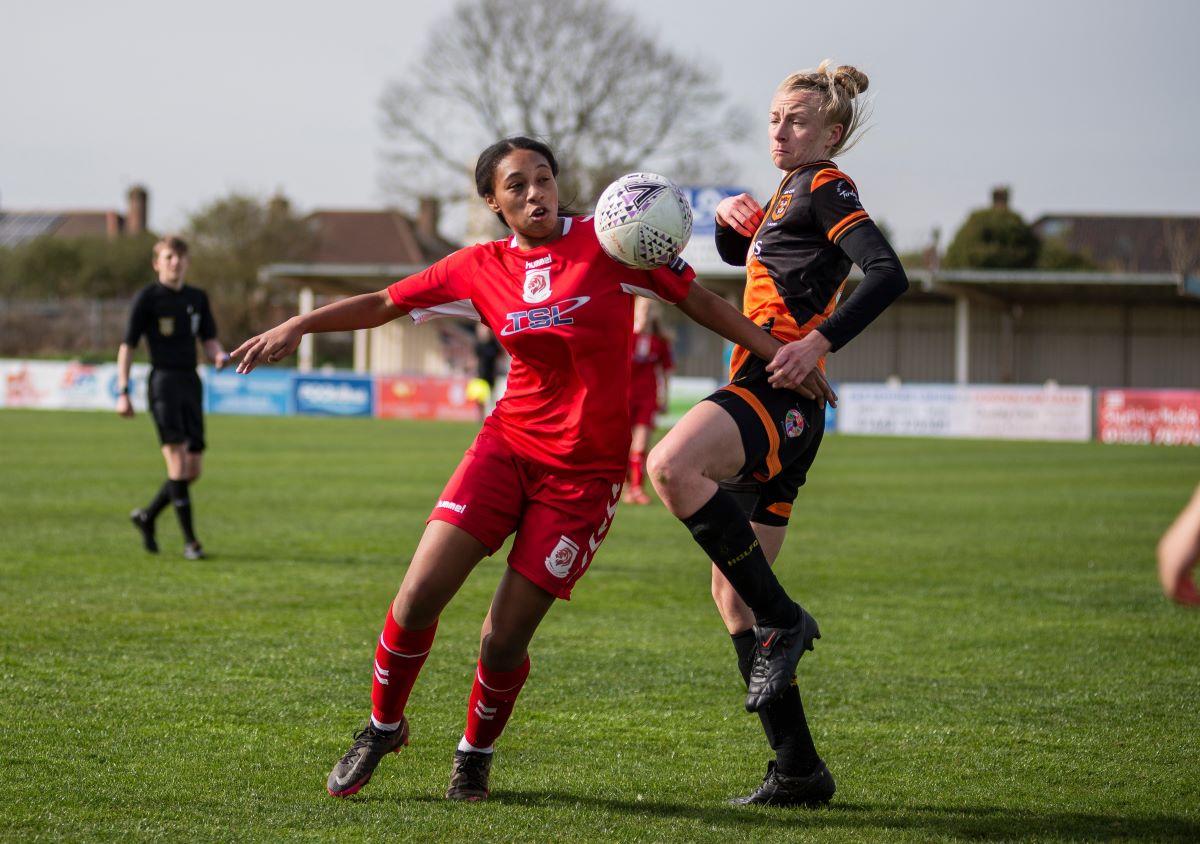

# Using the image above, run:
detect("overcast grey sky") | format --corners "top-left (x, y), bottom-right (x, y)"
top-left (2, 0), bottom-right (1197, 252)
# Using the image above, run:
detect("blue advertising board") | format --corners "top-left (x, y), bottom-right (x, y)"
top-left (206, 367), bottom-right (293, 416)
top-left (293, 373), bottom-right (374, 417)
top-left (682, 186), bottom-right (753, 234)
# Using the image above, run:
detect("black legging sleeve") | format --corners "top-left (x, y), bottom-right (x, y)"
top-left (714, 224), bottom-right (753, 267)
top-left (817, 222), bottom-right (909, 352)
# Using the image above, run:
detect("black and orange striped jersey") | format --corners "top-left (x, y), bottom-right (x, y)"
top-left (716, 160), bottom-right (907, 378)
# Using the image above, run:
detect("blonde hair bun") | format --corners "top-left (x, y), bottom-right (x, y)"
top-left (831, 64), bottom-right (869, 97)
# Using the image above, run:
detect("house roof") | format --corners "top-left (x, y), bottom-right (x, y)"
top-left (305, 209), bottom-right (457, 266)
top-left (0, 212), bottom-right (63, 247)
top-left (0, 209), bottom-right (128, 247)
top-left (1032, 213), bottom-right (1200, 274)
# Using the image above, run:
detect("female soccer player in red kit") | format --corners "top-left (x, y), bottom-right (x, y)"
top-left (650, 62), bottom-right (909, 806)
top-left (624, 297), bottom-right (672, 505)
top-left (232, 137), bottom-right (807, 802)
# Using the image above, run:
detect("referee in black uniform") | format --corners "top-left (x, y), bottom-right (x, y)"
top-left (116, 235), bottom-right (229, 559)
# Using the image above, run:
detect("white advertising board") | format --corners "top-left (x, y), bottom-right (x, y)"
top-left (836, 383), bottom-right (1092, 442)
top-left (0, 359), bottom-right (151, 412)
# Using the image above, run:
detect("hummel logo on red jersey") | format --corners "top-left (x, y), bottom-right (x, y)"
top-left (525, 256), bottom-right (552, 269)
top-left (501, 296), bottom-right (590, 336)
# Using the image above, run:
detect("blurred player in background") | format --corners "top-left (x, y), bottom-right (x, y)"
top-left (466, 323), bottom-right (504, 421)
top-left (650, 61), bottom-right (909, 806)
top-left (1158, 481), bottom-right (1200, 606)
top-left (232, 136), bottom-right (794, 803)
top-left (624, 297), bottom-right (672, 504)
top-left (116, 235), bottom-right (230, 561)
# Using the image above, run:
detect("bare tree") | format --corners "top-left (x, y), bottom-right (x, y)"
top-left (378, 0), bottom-right (747, 219)
top-left (1162, 219), bottom-right (1200, 276)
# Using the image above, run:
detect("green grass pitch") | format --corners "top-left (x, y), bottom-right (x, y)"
top-left (2, 409), bottom-right (1198, 842)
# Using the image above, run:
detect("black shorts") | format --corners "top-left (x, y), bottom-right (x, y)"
top-left (703, 355), bottom-right (824, 527)
top-left (148, 369), bottom-right (205, 453)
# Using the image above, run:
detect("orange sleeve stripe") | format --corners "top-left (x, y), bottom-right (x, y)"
top-left (828, 210), bottom-right (870, 242)
top-left (720, 384), bottom-right (782, 479)
top-left (810, 168), bottom-right (842, 192)
top-left (766, 502), bottom-right (793, 519)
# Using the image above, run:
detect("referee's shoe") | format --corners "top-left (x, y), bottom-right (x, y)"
top-left (745, 604), bottom-right (820, 712)
top-left (129, 509), bottom-right (158, 553)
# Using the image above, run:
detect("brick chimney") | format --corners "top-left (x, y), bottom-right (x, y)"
top-left (269, 193), bottom-right (290, 218)
top-left (991, 186), bottom-right (1010, 211)
top-left (416, 196), bottom-right (440, 240)
top-left (105, 210), bottom-right (123, 239)
top-left (127, 185), bottom-right (148, 234)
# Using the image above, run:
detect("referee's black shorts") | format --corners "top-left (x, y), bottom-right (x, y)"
top-left (148, 369), bottom-right (205, 453)
top-left (703, 355), bottom-right (825, 527)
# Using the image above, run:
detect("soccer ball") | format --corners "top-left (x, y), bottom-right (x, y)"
top-left (593, 172), bottom-right (693, 270)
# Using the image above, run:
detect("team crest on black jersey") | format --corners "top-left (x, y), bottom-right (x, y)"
top-left (771, 191), bottom-right (794, 221)
top-left (158, 317), bottom-right (175, 337)
top-left (523, 269), bottom-right (552, 303)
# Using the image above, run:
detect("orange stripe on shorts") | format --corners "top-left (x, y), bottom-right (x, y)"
top-left (721, 384), bottom-right (782, 479)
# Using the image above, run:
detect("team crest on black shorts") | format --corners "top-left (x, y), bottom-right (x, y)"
top-left (545, 535), bottom-right (579, 579)
top-left (784, 407), bottom-right (806, 438)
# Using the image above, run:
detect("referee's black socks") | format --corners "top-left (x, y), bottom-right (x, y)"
top-left (168, 479), bottom-right (197, 545)
top-left (680, 489), bottom-right (798, 629)
top-left (145, 480), bottom-right (172, 521)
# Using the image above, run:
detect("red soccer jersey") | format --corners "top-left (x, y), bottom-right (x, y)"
top-left (387, 216), bottom-right (695, 477)
top-left (629, 333), bottom-right (672, 406)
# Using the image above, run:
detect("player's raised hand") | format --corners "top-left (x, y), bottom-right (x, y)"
top-left (232, 318), bottom-right (304, 373)
top-left (714, 194), bottom-right (765, 238)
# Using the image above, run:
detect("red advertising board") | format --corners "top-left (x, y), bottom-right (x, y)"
top-left (375, 375), bottom-right (478, 421)
top-left (1098, 390), bottom-right (1200, 445)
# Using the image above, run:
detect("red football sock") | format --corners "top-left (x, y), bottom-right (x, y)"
top-left (463, 655), bottom-right (531, 750)
top-left (629, 451), bottom-right (646, 489)
top-left (371, 612), bottom-right (437, 727)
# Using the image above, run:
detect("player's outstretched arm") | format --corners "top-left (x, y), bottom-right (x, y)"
top-left (233, 290), bottom-right (406, 373)
top-left (674, 283), bottom-right (836, 405)
top-left (1158, 483), bottom-right (1200, 607)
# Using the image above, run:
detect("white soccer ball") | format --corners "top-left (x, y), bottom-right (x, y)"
top-left (593, 172), bottom-right (693, 270)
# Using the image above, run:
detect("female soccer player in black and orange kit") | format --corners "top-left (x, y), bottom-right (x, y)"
top-left (650, 61), bottom-right (909, 806)
top-left (232, 137), bottom-right (795, 803)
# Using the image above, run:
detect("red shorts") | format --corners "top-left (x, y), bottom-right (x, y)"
top-left (629, 391), bottom-right (659, 428)
top-left (428, 421), bottom-right (622, 600)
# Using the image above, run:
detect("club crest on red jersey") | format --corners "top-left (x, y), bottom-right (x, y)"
top-left (545, 535), bottom-right (580, 579)
top-left (784, 407), bottom-right (806, 438)
top-left (524, 269), bottom-right (552, 303)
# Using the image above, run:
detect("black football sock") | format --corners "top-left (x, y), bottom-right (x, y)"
top-left (732, 629), bottom-right (820, 777)
top-left (145, 480), bottom-right (172, 521)
top-left (681, 490), bottom-right (798, 628)
top-left (168, 479), bottom-right (198, 545)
